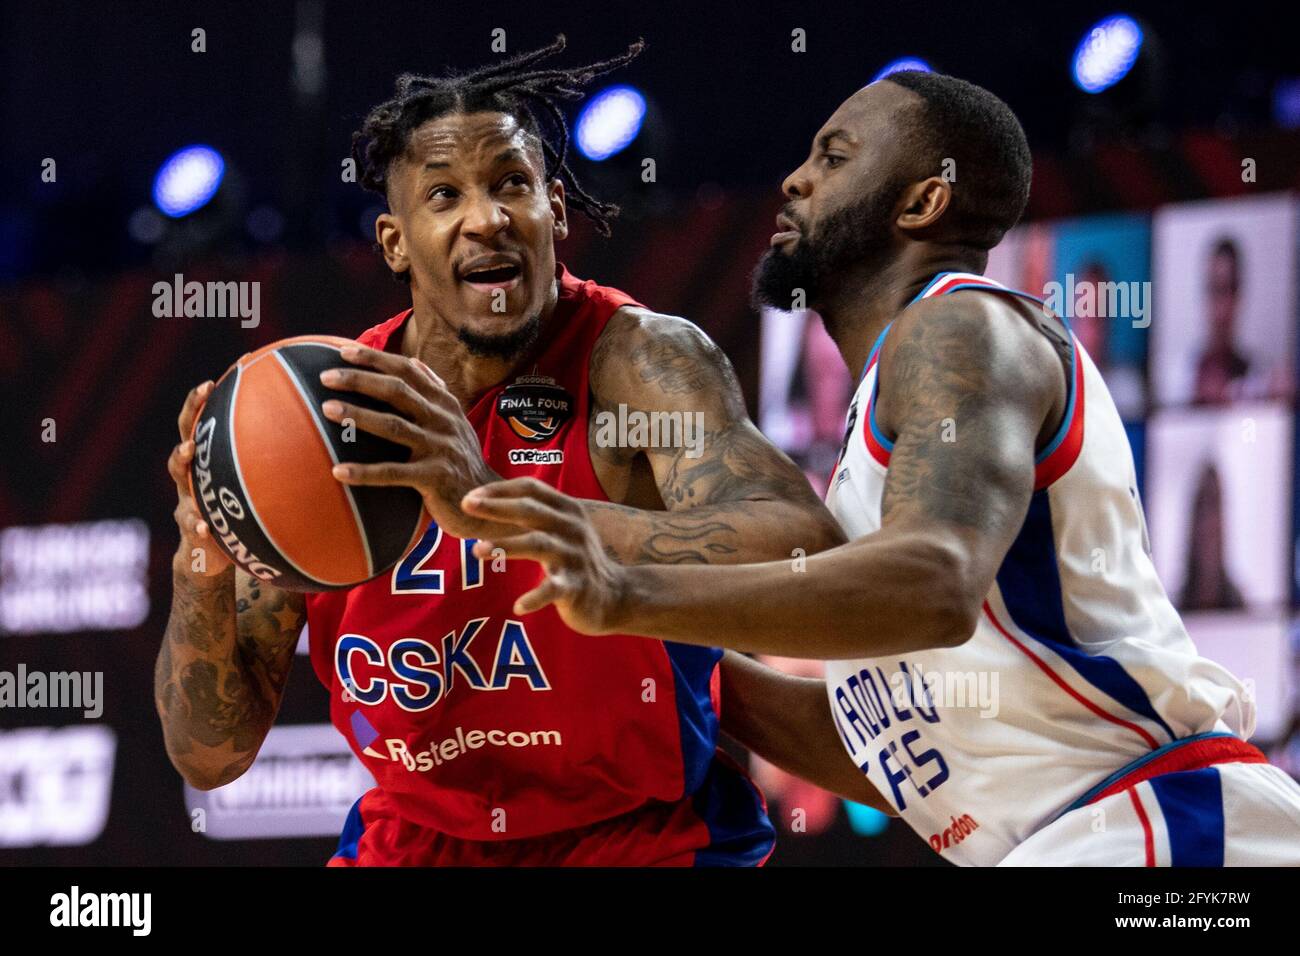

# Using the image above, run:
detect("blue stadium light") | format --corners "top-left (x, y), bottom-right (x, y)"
top-left (1072, 15), bottom-right (1144, 94)
top-left (843, 800), bottom-right (891, 837)
top-left (152, 145), bottom-right (225, 218)
top-left (873, 57), bottom-right (932, 82)
top-left (575, 85), bottom-right (647, 161)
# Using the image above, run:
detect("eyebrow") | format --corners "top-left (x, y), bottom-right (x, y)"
top-left (817, 130), bottom-right (853, 150)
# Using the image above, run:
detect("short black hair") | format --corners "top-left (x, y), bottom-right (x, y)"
top-left (884, 71), bottom-right (1032, 250)
top-left (352, 35), bottom-right (643, 279)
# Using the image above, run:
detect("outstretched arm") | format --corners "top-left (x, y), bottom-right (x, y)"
top-left (719, 651), bottom-right (894, 813)
top-left (463, 295), bottom-right (1061, 658)
top-left (319, 315), bottom-right (843, 562)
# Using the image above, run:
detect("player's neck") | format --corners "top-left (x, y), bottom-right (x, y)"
top-left (818, 251), bottom-right (986, 374)
top-left (400, 284), bottom-right (561, 408)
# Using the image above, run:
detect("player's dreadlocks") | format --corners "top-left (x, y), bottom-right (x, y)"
top-left (352, 34), bottom-right (644, 251)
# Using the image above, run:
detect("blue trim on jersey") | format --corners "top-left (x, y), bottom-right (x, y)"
top-left (1056, 731), bottom-right (1235, 818)
top-left (691, 757), bottom-right (776, 866)
top-left (914, 272), bottom-right (1072, 335)
top-left (861, 323), bottom-right (896, 452)
top-left (1035, 335), bottom-right (1079, 465)
top-left (1150, 767), bottom-right (1226, 866)
top-left (998, 492), bottom-right (1178, 743)
top-left (333, 795), bottom-right (366, 861)
top-left (858, 323), bottom-right (893, 384)
top-left (904, 273), bottom-right (1079, 465)
top-left (910, 272), bottom-right (952, 303)
top-left (913, 272), bottom-right (1053, 312)
top-left (663, 642), bottom-right (724, 798)
top-left (868, 382), bottom-right (896, 452)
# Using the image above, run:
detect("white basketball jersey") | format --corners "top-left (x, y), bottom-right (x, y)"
top-left (823, 272), bottom-right (1254, 866)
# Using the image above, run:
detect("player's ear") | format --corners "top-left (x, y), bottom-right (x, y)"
top-left (548, 178), bottom-right (568, 241)
top-left (896, 176), bottom-right (951, 233)
top-left (375, 211), bottom-right (411, 279)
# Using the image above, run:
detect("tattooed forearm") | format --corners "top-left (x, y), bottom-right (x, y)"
top-left (172, 660), bottom-right (264, 750)
top-left (155, 566), bottom-right (304, 789)
top-left (234, 577), bottom-right (304, 705)
top-left (584, 501), bottom-right (742, 564)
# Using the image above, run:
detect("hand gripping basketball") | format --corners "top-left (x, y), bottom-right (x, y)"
top-left (168, 380), bottom-right (234, 579)
top-left (185, 337), bottom-right (425, 591)
top-left (319, 344), bottom-right (499, 541)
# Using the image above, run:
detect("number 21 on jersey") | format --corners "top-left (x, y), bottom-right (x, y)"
top-left (391, 522), bottom-right (485, 594)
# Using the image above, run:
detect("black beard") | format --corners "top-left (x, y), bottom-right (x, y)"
top-left (751, 184), bottom-right (900, 323)
top-left (457, 313), bottom-right (543, 361)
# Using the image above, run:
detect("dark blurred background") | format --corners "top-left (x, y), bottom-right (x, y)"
top-left (1, 0), bottom-right (1298, 866)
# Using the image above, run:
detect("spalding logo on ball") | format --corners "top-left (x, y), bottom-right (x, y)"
top-left (188, 335), bottom-right (426, 591)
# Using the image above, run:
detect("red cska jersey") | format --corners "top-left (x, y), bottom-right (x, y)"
top-left (306, 266), bottom-right (771, 856)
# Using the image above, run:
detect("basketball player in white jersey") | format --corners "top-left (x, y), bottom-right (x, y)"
top-left (460, 71), bottom-right (1300, 866)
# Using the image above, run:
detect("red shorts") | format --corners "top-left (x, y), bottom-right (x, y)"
top-left (328, 753), bottom-right (775, 867)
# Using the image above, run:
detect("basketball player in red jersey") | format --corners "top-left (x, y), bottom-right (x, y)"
top-left (155, 37), bottom-right (847, 866)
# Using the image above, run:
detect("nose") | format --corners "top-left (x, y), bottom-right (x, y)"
top-left (461, 189), bottom-right (509, 240)
top-left (782, 163), bottom-right (812, 201)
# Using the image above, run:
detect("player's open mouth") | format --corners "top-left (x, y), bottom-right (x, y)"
top-left (459, 258), bottom-right (523, 292)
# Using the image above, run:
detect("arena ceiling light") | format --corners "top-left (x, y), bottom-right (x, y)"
top-left (872, 57), bottom-right (932, 82)
top-left (152, 145), bottom-right (226, 218)
top-left (575, 85), bottom-right (647, 161)
top-left (1072, 14), bottom-right (1144, 93)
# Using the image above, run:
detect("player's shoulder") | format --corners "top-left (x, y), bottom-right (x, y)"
top-left (591, 306), bottom-right (738, 404)
top-left (878, 288), bottom-right (1063, 423)
top-left (601, 304), bottom-right (708, 349)
top-left (894, 282), bottom-right (1027, 336)
top-left (595, 306), bottom-right (721, 373)
top-left (887, 286), bottom-right (1056, 382)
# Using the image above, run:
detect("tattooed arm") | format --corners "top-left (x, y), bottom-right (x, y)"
top-left (582, 308), bottom-right (845, 564)
top-left (155, 568), bottom-right (304, 789)
top-left (464, 293), bottom-right (1065, 657)
top-left (155, 381), bottom-right (305, 790)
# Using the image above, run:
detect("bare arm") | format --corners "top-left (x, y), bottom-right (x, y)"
top-left (582, 307), bottom-right (845, 564)
top-left (604, 297), bottom-right (1057, 655)
top-left (154, 382), bottom-right (305, 790)
top-left (156, 567), bottom-right (304, 789)
top-left (719, 651), bottom-right (894, 813)
top-left (321, 324), bottom-right (843, 562)
top-left (463, 294), bottom-right (1061, 657)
